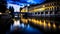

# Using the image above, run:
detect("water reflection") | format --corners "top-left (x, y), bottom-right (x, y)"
top-left (6, 14), bottom-right (60, 34)
top-left (20, 17), bottom-right (58, 30)
top-left (9, 23), bottom-right (42, 34)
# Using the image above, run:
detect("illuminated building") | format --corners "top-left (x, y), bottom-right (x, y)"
top-left (21, 2), bottom-right (60, 17)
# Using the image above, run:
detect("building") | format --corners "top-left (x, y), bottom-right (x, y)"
top-left (21, 2), bottom-right (60, 17)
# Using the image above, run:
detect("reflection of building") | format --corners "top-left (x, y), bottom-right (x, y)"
top-left (21, 2), bottom-right (60, 17)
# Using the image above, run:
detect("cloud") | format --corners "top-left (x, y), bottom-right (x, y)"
top-left (7, 0), bottom-right (45, 8)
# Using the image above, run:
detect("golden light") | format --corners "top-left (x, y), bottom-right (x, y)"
top-left (48, 22), bottom-right (51, 28)
top-left (31, 19), bottom-right (37, 24)
top-left (36, 20), bottom-right (39, 24)
top-left (39, 20), bottom-right (43, 26)
top-left (31, 8), bottom-right (45, 12)
top-left (28, 19), bottom-right (32, 21)
top-left (53, 23), bottom-right (56, 29)
top-left (21, 8), bottom-right (28, 12)
top-left (43, 5), bottom-right (45, 7)
top-left (21, 18), bottom-right (28, 24)
top-left (0, 12), bottom-right (2, 14)
top-left (21, 5), bottom-right (56, 13)
top-left (43, 20), bottom-right (47, 28)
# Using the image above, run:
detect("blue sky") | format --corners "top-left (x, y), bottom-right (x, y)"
top-left (7, 0), bottom-right (45, 6)
top-left (7, 0), bottom-right (45, 12)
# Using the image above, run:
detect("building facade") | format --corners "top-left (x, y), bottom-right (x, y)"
top-left (21, 2), bottom-right (60, 17)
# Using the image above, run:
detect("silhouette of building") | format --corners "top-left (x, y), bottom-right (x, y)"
top-left (9, 6), bottom-right (14, 18)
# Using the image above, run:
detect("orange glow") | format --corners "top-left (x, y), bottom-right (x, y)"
top-left (30, 8), bottom-right (45, 12)
top-left (53, 23), bottom-right (56, 29)
top-left (29, 6), bottom-right (55, 12)
top-left (20, 17), bottom-right (53, 29)
top-left (21, 18), bottom-right (28, 24)
top-left (0, 12), bottom-right (2, 14)
top-left (43, 20), bottom-right (47, 28)
top-left (36, 20), bottom-right (39, 24)
top-left (39, 20), bottom-right (43, 26)
top-left (48, 22), bottom-right (51, 28)
top-left (21, 8), bottom-right (28, 12)
top-left (31, 19), bottom-right (37, 24)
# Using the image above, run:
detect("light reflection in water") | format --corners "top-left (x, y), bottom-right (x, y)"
top-left (47, 22), bottom-right (51, 29)
top-left (10, 23), bottom-right (42, 34)
top-left (43, 20), bottom-right (47, 28)
top-left (21, 17), bottom-right (57, 29)
top-left (10, 20), bottom-right (20, 31)
top-left (53, 23), bottom-right (56, 29)
top-left (13, 20), bottom-right (20, 26)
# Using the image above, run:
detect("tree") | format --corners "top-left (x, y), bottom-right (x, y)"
top-left (9, 6), bottom-right (14, 18)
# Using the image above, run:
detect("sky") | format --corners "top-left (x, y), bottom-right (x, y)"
top-left (7, 0), bottom-right (45, 6)
top-left (6, 0), bottom-right (45, 12)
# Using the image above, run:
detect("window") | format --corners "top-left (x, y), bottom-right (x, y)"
top-left (38, 12), bottom-right (40, 14)
top-left (41, 12), bottom-right (43, 14)
top-left (45, 12), bottom-right (48, 14)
